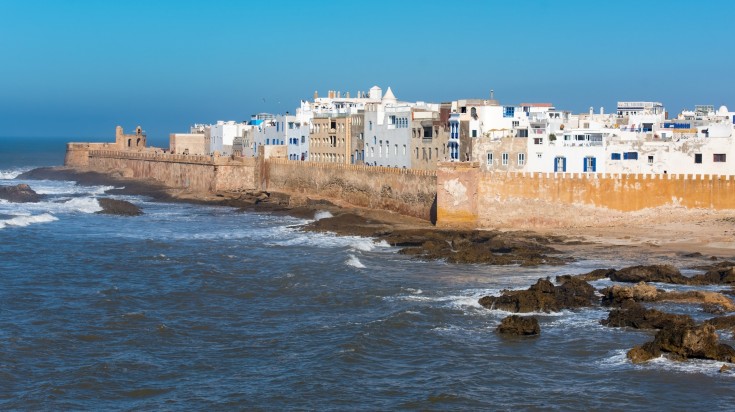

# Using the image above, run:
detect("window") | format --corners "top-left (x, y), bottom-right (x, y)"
top-left (503, 106), bottom-right (515, 118)
top-left (486, 152), bottom-right (493, 166)
top-left (502, 152), bottom-right (509, 165)
top-left (554, 156), bottom-right (566, 172)
top-left (512, 121), bottom-right (520, 127)
top-left (423, 126), bottom-right (433, 138)
top-left (518, 153), bottom-right (525, 166)
top-left (471, 129), bottom-right (477, 138)
top-left (403, 145), bottom-right (406, 155)
top-left (536, 152), bottom-right (542, 158)
top-left (534, 138), bottom-right (543, 145)
top-left (584, 156), bottom-right (596, 172)
top-left (611, 153), bottom-right (621, 160)
top-left (714, 153), bottom-right (727, 162)
top-left (623, 152), bottom-right (638, 160)
top-left (695, 153), bottom-right (702, 164)
top-left (517, 129), bottom-right (528, 138)
top-left (648, 155), bottom-right (654, 165)
top-left (369, 121), bottom-right (373, 131)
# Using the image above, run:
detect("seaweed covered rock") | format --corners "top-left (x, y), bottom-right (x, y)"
top-left (496, 315), bottom-right (540, 336)
top-left (479, 278), bottom-right (596, 313)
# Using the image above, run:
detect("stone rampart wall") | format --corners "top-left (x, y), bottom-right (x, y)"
top-left (264, 159), bottom-right (437, 221)
top-left (80, 149), bottom-right (257, 192)
top-left (437, 161), bottom-right (735, 228)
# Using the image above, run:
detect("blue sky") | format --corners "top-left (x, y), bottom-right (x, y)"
top-left (1, 0), bottom-right (733, 144)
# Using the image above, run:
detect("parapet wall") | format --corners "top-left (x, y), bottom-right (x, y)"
top-left (79, 149), bottom-right (257, 192)
top-left (437, 161), bottom-right (735, 228)
top-left (264, 159), bottom-right (437, 221)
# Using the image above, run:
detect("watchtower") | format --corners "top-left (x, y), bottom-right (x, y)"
top-left (115, 126), bottom-right (147, 150)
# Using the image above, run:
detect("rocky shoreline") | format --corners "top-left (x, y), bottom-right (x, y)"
top-left (14, 166), bottom-right (735, 368)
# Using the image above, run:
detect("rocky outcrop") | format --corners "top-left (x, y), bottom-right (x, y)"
top-left (496, 315), bottom-right (540, 336)
top-left (392, 230), bottom-right (569, 266)
top-left (556, 268), bottom-right (616, 283)
top-left (704, 315), bottom-right (735, 330)
top-left (627, 323), bottom-right (735, 364)
top-left (96, 198), bottom-right (143, 216)
top-left (608, 265), bottom-right (691, 284)
top-left (602, 302), bottom-right (695, 330)
top-left (562, 264), bottom-right (735, 286)
top-left (601, 282), bottom-right (735, 312)
top-left (479, 278), bottom-right (597, 313)
top-left (0, 184), bottom-right (42, 203)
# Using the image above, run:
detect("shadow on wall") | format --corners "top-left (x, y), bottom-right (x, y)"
top-left (430, 194), bottom-right (437, 225)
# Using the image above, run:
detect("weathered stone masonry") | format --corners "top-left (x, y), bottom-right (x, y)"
top-left (66, 144), bottom-right (735, 225)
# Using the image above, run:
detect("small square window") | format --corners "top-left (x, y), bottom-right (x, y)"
top-left (714, 153), bottom-right (727, 162)
top-left (502, 153), bottom-right (509, 165)
top-left (648, 155), bottom-right (654, 165)
top-left (695, 153), bottom-right (702, 163)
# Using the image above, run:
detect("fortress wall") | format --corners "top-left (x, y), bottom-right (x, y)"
top-left (81, 150), bottom-right (258, 192)
top-left (264, 159), bottom-right (437, 221)
top-left (437, 162), bottom-right (735, 228)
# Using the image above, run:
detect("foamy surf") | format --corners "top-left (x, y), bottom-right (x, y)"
top-left (314, 210), bottom-right (333, 221)
top-left (0, 168), bottom-right (32, 180)
top-left (345, 254), bottom-right (366, 268)
top-left (0, 213), bottom-right (58, 230)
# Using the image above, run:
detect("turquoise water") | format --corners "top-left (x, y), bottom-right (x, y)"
top-left (0, 138), bottom-right (733, 410)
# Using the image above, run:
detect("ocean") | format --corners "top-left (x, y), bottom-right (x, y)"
top-left (0, 137), bottom-right (733, 410)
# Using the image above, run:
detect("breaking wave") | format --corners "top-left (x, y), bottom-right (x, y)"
top-left (0, 167), bottom-right (32, 180)
top-left (314, 210), bottom-right (333, 221)
top-left (345, 254), bottom-right (366, 268)
top-left (0, 213), bottom-right (58, 230)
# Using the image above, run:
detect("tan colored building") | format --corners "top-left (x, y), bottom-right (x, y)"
top-left (310, 113), bottom-right (363, 164)
top-left (169, 133), bottom-right (207, 155)
top-left (410, 104), bottom-right (451, 170)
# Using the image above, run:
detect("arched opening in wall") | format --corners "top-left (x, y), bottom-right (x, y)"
top-left (127, 139), bottom-right (131, 147)
top-left (136, 138), bottom-right (141, 147)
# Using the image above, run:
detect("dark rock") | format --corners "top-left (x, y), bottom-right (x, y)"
top-left (600, 283), bottom-right (660, 307)
top-left (704, 315), bottom-right (735, 330)
top-left (556, 268), bottom-right (616, 283)
top-left (690, 264), bottom-right (735, 285)
top-left (721, 364), bottom-right (731, 373)
top-left (653, 324), bottom-right (735, 362)
top-left (627, 344), bottom-right (659, 364)
top-left (609, 265), bottom-right (691, 284)
top-left (602, 302), bottom-right (695, 330)
top-left (682, 252), bottom-right (703, 258)
top-left (479, 278), bottom-right (596, 313)
top-left (496, 315), bottom-right (540, 336)
top-left (96, 198), bottom-right (143, 216)
top-left (627, 323), bottom-right (735, 364)
top-left (0, 184), bottom-right (42, 203)
top-left (702, 303), bottom-right (726, 315)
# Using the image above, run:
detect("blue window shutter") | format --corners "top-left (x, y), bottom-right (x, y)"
top-left (583, 158), bottom-right (588, 172)
top-left (592, 157), bottom-right (596, 172)
top-left (554, 158), bottom-right (558, 172)
top-left (563, 157), bottom-right (567, 172)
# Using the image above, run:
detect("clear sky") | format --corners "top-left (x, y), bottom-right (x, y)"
top-left (1, 0), bottom-right (733, 144)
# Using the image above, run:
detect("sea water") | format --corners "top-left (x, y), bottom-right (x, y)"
top-left (1, 137), bottom-right (734, 410)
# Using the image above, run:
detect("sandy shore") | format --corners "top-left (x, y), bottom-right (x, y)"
top-left (17, 166), bottom-right (735, 260)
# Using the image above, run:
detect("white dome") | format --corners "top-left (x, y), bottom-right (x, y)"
top-left (718, 105), bottom-right (729, 114)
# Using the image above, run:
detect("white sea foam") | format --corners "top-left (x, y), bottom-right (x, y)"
top-left (349, 238), bottom-right (377, 252)
top-left (0, 213), bottom-right (58, 230)
top-left (345, 254), bottom-right (366, 268)
top-left (0, 167), bottom-right (31, 180)
top-left (599, 349), bottom-right (735, 377)
top-left (314, 210), bottom-right (333, 221)
top-left (62, 197), bottom-right (102, 213)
